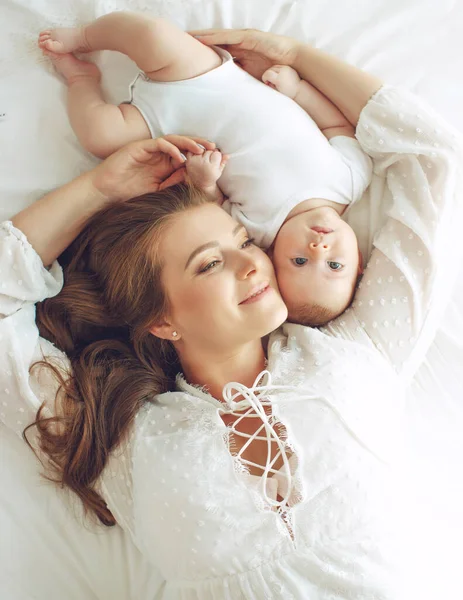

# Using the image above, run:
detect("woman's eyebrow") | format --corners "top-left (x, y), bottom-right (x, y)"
top-left (184, 241), bottom-right (218, 270)
top-left (233, 223), bottom-right (246, 236)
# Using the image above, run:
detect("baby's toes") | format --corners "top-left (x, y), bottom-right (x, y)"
top-left (42, 38), bottom-right (65, 53)
top-left (38, 31), bottom-right (51, 47)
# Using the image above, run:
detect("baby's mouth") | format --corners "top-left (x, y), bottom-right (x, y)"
top-left (311, 226), bottom-right (333, 234)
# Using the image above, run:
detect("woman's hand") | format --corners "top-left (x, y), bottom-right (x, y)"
top-left (11, 135), bottom-right (215, 267)
top-left (189, 28), bottom-right (300, 80)
top-left (91, 135), bottom-right (216, 203)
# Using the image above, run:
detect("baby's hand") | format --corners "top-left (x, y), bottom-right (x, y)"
top-left (186, 149), bottom-right (228, 189)
top-left (262, 65), bottom-right (301, 99)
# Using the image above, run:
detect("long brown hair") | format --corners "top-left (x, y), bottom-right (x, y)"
top-left (25, 184), bottom-right (209, 526)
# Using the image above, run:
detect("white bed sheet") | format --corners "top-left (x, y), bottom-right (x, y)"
top-left (1, 0), bottom-right (463, 598)
top-left (0, 425), bottom-right (163, 599)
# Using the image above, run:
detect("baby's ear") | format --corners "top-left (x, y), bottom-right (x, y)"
top-left (357, 249), bottom-right (364, 274)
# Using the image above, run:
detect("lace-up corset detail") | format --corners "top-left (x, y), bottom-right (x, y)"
top-left (221, 371), bottom-right (299, 511)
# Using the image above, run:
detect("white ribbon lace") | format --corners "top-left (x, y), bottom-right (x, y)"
top-left (222, 371), bottom-right (293, 509)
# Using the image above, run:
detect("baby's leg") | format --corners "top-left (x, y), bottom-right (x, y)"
top-left (39, 12), bottom-right (221, 81)
top-left (43, 50), bottom-right (150, 159)
top-left (39, 13), bottom-right (221, 158)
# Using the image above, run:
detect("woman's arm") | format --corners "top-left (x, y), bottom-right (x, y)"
top-left (12, 173), bottom-right (108, 269)
top-left (192, 28), bottom-right (383, 126)
top-left (290, 45), bottom-right (382, 127)
top-left (326, 87), bottom-right (463, 383)
top-left (11, 136), bottom-right (214, 267)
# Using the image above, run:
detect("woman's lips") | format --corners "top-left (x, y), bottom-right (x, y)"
top-left (311, 226), bottom-right (334, 234)
top-left (239, 284), bottom-right (271, 305)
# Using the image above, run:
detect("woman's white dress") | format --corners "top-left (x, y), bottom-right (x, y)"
top-left (1, 86), bottom-right (462, 599)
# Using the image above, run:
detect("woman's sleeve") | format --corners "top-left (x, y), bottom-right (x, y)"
top-left (0, 221), bottom-right (64, 437)
top-left (0, 221), bottom-right (63, 317)
top-left (99, 405), bottom-right (157, 546)
top-left (100, 400), bottom-right (186, 572)
top-left (328, 86), bottom-right (463, 383)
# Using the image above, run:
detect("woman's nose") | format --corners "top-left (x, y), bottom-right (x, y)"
top-left (237, 256), bottom-right (257, 279)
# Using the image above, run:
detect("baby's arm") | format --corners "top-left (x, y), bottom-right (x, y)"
top-left (186, 149), bottom-right (228, 203)
top-left (263, 66), bottom-right (354, 140)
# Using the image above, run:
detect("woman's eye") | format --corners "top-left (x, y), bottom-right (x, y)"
top-left (241, 237), bottom-right (255, 249)
top-left (328, 261), bottom-right (343, 271)
top-left (199, 260), bottom-right (221, 273)
top-left (292, 258), bottom-right (308, 266)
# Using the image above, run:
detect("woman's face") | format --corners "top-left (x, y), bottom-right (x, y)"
top-left (156, 203), bottom-right (288, 352)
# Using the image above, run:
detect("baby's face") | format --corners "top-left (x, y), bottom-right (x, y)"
top-left (272, 207), bottom-right (362, 323)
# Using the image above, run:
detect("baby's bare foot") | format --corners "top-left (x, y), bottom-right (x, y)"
top-left (44, 50), bottom-right (101, 84)
top-left (38, 26), bottom-right (90, 54)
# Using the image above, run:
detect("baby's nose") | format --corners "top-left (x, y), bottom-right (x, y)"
top-left (309, 240), bottom-right (329, 252)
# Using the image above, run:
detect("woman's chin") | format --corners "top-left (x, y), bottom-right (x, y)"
top-left (256, 298), bottom-right (288, 335)
top-left (238, 286), bottom-right (287, 338)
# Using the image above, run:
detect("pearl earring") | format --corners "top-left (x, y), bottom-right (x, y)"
top-left (172, 331), bottom-right (178, 339)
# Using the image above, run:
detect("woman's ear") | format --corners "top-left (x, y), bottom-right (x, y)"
top-left (149, 320), bottom-right (181, 342)
top-left (357, 249), bottom-right (364, 275)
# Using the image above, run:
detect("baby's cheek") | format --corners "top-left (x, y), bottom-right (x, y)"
top-left (269, 242), bottom-right (302, 300)
top-left (269, 241), bottom-right (287, 270)
top-left (273, 268), bottom-right (294, 305)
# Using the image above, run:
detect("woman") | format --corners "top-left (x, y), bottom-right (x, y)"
top-left (2, 29), bottom-right (462, 599)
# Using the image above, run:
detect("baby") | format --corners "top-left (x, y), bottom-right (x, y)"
top-left (38, 12), bottom-right (372, 327)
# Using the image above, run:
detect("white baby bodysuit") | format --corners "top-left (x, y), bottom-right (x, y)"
top-left (128, 47), bottom-right (372, 248)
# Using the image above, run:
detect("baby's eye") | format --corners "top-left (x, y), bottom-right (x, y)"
top-left (327, 261), bottom-right (344, 271)
top-left (292, 258), bottom-right (308, 266)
